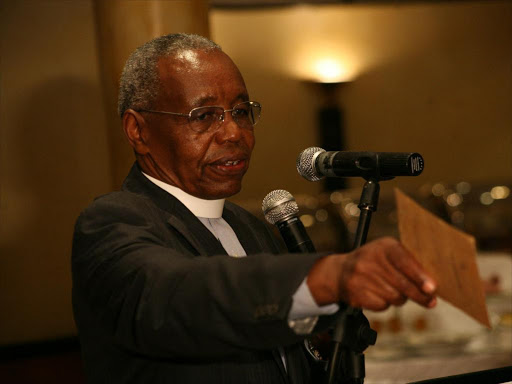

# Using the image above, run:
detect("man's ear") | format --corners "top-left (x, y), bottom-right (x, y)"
top-left (123, 109), bottom-right (149, 155)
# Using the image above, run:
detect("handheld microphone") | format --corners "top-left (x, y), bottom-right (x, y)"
top-left (297, 147), bottom-right (424, 181)
top-left (262, 190), bottom-right (316, 253)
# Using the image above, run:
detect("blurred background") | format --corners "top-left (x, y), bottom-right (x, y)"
top-left (1, 0), bottom-right (511, 383)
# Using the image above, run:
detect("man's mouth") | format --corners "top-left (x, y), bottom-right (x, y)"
top-left (224, 160), bottom-right (241, 166)
top-left (209, 158), bottom-right (247, 174)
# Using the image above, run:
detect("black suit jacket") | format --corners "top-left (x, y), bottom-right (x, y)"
top-left (72, 164), bottom-right (329, 384)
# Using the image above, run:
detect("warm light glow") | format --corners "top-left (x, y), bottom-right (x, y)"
top-left (490, 186), bottom-right (510, 199)
top-left (329, 191), bottom-right (343, 204)
top-left (300, 214), bottom-right (315, 227)
top-left (446, 193), bottom-right (463, 207)
top-left (456, 181), bottom-right (471, 195)
top-left (345, 202), bottom-right (360, 217)
top-left (480, 192), bottom-right (494, 205)
top-left (313, 58), bottom-right (350, 83)
top-left (315, 209), bottom-right (329, 222)
top-left (291, 44), bottom-right (359, 83)
top-left (432, 183), bottom-right (445, 197)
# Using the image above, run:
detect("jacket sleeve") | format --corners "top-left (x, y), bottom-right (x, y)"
top-left (72, 193), bottom-right (327, 360)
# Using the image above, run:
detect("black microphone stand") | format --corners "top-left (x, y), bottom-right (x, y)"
top-left (326, 178), bottom-right (384, 384)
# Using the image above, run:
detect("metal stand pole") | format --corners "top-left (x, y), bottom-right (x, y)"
top-left (326, 179), bottom-right (381, 384)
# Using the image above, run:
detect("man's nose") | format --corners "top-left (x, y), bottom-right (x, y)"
top-left (215, 111), bottom-right (244, 142)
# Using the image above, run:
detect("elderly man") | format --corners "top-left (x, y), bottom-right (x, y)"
top-left (72, 33), bottom-right (436, 384)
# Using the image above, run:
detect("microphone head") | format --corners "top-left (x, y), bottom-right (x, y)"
top-left (296, 147), bottom-right (325, 181)
top-left (262, 189), bottom-right (299, 225)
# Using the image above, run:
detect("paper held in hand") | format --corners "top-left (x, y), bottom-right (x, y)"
top-left (395, 188), bottom-right (491, 328)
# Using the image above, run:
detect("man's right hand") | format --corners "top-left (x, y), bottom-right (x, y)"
top-left (307, 237), bottom-right (437, 311)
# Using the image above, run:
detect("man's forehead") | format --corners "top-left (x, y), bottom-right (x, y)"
top-left (155, 51), bottom-right (204, 96)
top-left (157, 49), bottom-right (229, 75)
top-left (169, 49), bottom-right (203, 70)
top-left (155, 50), bottom-right (247, 104)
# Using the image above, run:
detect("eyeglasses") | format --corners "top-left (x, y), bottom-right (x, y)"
top-left (138, 101), bottom-right (261, 133)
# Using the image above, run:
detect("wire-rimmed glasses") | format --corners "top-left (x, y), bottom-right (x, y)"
top-left (138, 101), bottom-right (261, 133)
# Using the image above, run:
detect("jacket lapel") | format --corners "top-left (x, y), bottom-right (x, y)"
top-left (166, 212), bottom-right (225, 256)
top-left (122, 163), bottom-right (226, 257)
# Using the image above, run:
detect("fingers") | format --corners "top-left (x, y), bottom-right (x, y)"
top-left (357, 281), bottom-right (407, 311)
top-left (365, 273), bottom-right (408, 307)
top-left (344, 266), bottom-right (407, 309)
top-left (350, 289), bottom-right (389, 312)
top-left (385, 240), bottom-right (436, 295)
top-left (338, 237), bottom-right (437, 311)
top-left (376, 242), bottom-right (436, 308)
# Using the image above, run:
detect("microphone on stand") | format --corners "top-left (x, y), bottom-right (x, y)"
top-left (262, 189), bottom-right (376, 384)
top-left (297, 147), bottom-right (410, 383)
top-left (297, 147), bottom-right (424, 181)
top-left (262, 189), bottom-right (316, 254)
top-left (262, 190), bottom-right (330, 380)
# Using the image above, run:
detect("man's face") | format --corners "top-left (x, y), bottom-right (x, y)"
top-left (140, 50), bottom-right (255, 199)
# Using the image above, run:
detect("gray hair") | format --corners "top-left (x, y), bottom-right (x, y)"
top-left (117, 33), bottom-right (221, 118)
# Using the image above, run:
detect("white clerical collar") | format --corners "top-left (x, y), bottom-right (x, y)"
top-left (142, 172), bottom-right (225, 218)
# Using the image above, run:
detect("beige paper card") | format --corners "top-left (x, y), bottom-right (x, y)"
top-left (395, 188), bottom-right (490, 328)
